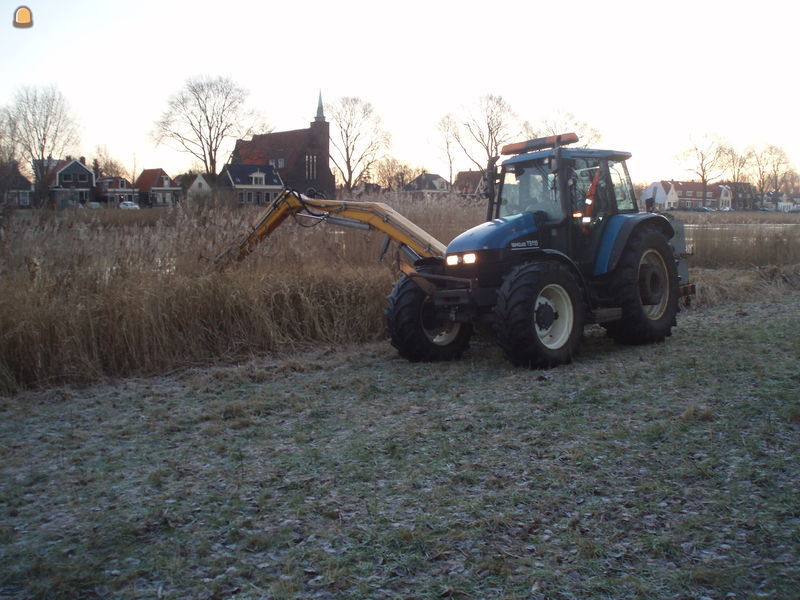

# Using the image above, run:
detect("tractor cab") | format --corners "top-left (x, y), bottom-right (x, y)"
top-left (491, 134), bottom-right (638, 275)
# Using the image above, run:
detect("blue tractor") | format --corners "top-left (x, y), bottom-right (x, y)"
top-left (385, 133), bottom-right (694, 367)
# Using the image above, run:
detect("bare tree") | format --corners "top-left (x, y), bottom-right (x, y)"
top-left (765, 145), bottom-right (790, 196)
top-left (373, 156), bottom-right (424, 191)
top-left (92, 145), bottom-right (126, 179)
top-left (749, 144), bottom-right (791, 206)
top-left (523, 109), bottom-right (602, 147)
top-left (447, 95), bottom-right (519, 172)
top-left (438, 115), bottom-right (458, 185)
top-left (328, 97), bottom-right (390, 193)
top-left (128, 155), bottom-right (139, 188)
top-left (154, 76), bottom-right (264, 182)
top-left (681, 135), bottom-right (724, 207)
top-left (5, 85), bottom-right (79, 206)
top-left (781, 169), bottom-right (800, 198)
top-left (718, 144), bottom-right (751, 209)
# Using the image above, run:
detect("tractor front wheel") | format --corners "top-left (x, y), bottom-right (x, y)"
top-left (385, 274), bottom-right (472, 362)
top-left (495, 262), bottom-right (585, 368)
top-left (604, 226), bottom-right (679, 344)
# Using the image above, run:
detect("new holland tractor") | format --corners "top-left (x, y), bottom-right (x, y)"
top-left (216, 133), bottom-right (694, 367)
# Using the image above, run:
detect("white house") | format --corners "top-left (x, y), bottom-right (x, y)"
top-left (175, 173), bottom-right (213, 202)
top-left (640, 181), bottom-right (677, 211)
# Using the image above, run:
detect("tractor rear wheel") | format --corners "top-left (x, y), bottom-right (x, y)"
top-left (604, 226), bottom-right (679, 344)
top-left (495, 261), bottom-right (585, 368)
top-left (385, 274), bottom-right (472, 362)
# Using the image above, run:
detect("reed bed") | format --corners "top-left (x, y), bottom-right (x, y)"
top-left (0, 196), bottom-right (797, 392)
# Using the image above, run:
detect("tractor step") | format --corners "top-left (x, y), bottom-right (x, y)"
top-left (587, 307), bottom-right (623, 324)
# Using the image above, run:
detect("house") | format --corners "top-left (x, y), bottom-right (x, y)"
top-left (640, 181), bottom-right (733, 211)
top-left (453, 170), bottom-right (485, 198)
top-left (231, 94), bottom-right (335, 197)
top-left (217, 163), bottom-right (283, 204)
top-left (95, 176), bottom-right (137, 206)
top-left (134, 169), bottom-right (182, 207)
top-left (45, 157), bottom-right (96, 208)
top-left (402, 173), bottom-right (450, 200)
top-left (1, 162), bottom-right (33, 208)
top-left (639, 181), bottom-right (675, 211)
top-left (672, 181), bottom-right (732, 210)
top-left (720, 181), bottom-right (757, 210)
top-left (174, 173), bottom-right (213, 202)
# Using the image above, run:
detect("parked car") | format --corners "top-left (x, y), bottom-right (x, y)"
top-left (119, 201), bottom-right (140, 210)
top-left (87, 201), bottom-right (103, 209)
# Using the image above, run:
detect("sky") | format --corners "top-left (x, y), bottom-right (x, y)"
top-left (2, 0), bottom-right (798, 185)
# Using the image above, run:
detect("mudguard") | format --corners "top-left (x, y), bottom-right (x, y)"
top-left (594, 213), bottom-right (674, 276)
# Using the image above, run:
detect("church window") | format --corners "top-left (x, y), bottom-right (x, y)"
top-left (305, 154), bottom-right (317, 180)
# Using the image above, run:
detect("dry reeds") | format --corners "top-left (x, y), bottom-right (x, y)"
top-left (0, 198), bottom-right (797, 392)
top-left (686, 223), bottom-right (800, 267)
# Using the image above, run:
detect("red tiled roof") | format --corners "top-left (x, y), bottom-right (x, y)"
top-left (45, 160), bottom-right (70, 186)
top-left (134, 168), bottom-right (173, 191)
top-left (233, 128), bottom-right (314, 167)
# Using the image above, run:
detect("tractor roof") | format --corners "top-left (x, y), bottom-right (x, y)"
top-left (502, 147), bottom-right (632, 166)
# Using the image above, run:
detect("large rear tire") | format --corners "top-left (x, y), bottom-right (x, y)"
top-left (495, 262), bottom-right (585, 368)
top-left (604, 226), bottom-right (679, 344)
top-left (385, 274), bottom-right (472, 362)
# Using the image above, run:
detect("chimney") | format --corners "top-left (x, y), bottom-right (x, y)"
top-left (79, 156), bottom-right (86, 165)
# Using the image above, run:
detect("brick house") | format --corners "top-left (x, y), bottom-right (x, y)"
top-left (721, 181), bottom-right (757, 210)
top-left (95, 176), bottom-right (137, 206)
top-left (134, 168), bottom-right (182, 207)
top-left (453, 170), bottom-right (484, 198)
top-left (217, 164), bottom-right (282, 204)
top-left (1, 162), bottom-right (33, 208)
top-left (46, 158), bottom-right (96, 208)
top-left (231, 95), bottom-right (335, 198)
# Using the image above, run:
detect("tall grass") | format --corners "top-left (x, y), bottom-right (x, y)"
top-left (686, 223), bottom-right (800, 267)
top-left (0, 197), bottom-right (797, 392)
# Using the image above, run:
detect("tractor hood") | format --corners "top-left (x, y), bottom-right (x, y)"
top-left (447, 212), bottom-right (538, 253)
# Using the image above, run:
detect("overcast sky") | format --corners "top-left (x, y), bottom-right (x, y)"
top-left (2, 0), bottom-right (797, 184)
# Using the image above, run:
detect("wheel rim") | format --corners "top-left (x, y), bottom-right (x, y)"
top-left (420, 299), bottom-right (462, 346)
top-left (638, 249), bottom-right (669, 320)
top-left (534, 284), bottom-right (574, 350)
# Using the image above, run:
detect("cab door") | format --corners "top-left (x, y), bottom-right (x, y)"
top-left (568, 158), bottom-right (615, 274)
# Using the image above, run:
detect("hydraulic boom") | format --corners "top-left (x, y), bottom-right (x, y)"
top-left (214, 189), bottom-right (446, 268)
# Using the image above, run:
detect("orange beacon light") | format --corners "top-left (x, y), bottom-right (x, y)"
top-left (14, 6), bottom-right (33, 28)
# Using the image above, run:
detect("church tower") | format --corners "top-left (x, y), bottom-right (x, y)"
top-left (309, 92), bottom-right (335, 197)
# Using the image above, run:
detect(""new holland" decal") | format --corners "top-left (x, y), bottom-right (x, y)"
top-left (510, 239), bottom-right (539, 250)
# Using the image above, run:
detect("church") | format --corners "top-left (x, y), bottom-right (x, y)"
top-left (230, 95), bottom-right (336, 198)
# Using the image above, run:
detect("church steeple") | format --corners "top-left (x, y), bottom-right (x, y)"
top-left (315, 91), bottom-right (325, 122)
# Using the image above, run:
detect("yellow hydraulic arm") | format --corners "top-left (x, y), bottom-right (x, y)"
top-left (214, 189), bottom-right (446, 268)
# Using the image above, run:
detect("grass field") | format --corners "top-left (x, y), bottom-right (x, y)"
top-left (1, 293), bottom-right (798, 599)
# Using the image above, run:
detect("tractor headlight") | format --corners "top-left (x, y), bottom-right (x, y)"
top-left (446, 252), bottom-right (478, 266)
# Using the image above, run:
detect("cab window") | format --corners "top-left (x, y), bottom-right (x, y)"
top-left (569, 158), bottom-right (612, 222)
top-left (498, 160), bottom-right (561, 220)
top-left (609, 161), bottom-right (635, 211)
